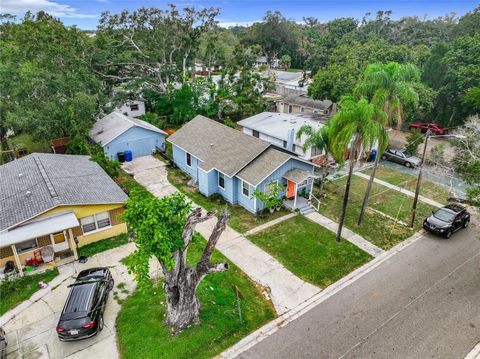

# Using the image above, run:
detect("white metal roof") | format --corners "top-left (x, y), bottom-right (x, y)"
top-left (0, 212), bottom-right (79, 247)
top-left (89, 112), bottom-right (167, 146)
top-left (238, 112), bottom-right (326, 146)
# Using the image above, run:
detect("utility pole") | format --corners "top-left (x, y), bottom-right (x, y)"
top-left (410, 130), bottom-right (430, 228)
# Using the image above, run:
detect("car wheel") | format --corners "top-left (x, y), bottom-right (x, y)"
top-left (381, 155), bottom-right (387, 160)
top-left (108, 279), bottom-right (114, 291)
top-left (98, 315), bottom-right (104, 331)
top-left (405, 162), bottom-right (412, 168)
top-left (463, 218), bottom-right (470, 228)
top-left (445, 229), bottom-right (453, 239)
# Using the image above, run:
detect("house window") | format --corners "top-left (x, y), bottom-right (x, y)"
top-left (15, 239), bottom-right (38, 254)
top-left (252, 130), bottom-right (260, 138)
top-left (186, 153), bottom-right (192, 167)
top-left (129, 104), bottom-right (139, 111)
top-left (242, 181), bottom-right (250, 197)
top-left (288, 105), bottom-right (293, 113)
top-left (218, 172), bottom-right (225, 189)
top-left (283, 140), bottom-right (287, 148)
top-left (301, 107), bottom-right (305, 112)
top-left (80, 212), bottom-right (111, 234)
top-left (292, 144), bottom-right (296, 152)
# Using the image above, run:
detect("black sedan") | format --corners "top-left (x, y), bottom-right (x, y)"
top-left (56, 267), bottom-right (114, 341)
top-left (423, 204), bottom-right (470, 238)
top-left (0, 327), bottom-right (6, 359)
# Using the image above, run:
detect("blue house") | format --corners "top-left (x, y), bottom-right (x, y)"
top-left (168, 115), bottom-right (318, 214)
top-left (89, 112), bottom-right (167, 160)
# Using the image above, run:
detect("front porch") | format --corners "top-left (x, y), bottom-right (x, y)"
top-left (0, 212), bottom-right (79, 277)
top-left (282, 168), bottom-right (319, 214)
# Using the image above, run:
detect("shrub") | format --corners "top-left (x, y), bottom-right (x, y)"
top-left (405, 129), bottom-right (424, 156)
top-left (253, 181), bottom-right (284, 211)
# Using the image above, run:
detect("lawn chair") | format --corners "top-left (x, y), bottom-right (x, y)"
top-left (41, 246), bottom-right (55, 263)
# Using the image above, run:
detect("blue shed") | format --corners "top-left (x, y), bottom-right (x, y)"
top-left (89, 112), bottom-right (167, 161)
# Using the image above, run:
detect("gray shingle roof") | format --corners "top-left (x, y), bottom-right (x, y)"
top-left (284, 94), bottom-right (333, 110)
top-left (89, 112), bottom-right (167, 146)
top-left (0, 153), bottom-right (128, 231)
top-left (236, 148), bottom-right (292, 186)
top-left (167, 115), bottom-right (271, 177)
top-left (283, 168), bottom-right (315, 184)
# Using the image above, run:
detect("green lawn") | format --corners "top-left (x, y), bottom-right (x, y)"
top-left (318, 175), bottom-right (436, 250)
top-left (116, 238), bottom-right (275, 359)
top-left (0, 268), bottom-right (59, 315)
top-left (362, 165), bottom-right (450, 204)
top-left (78, 234), bottom-right (129, 257)
top-left (7, 133), bottom-right (50, 153)
top-left (167, 166), bottom-right (290, 233)
top-left (248, 216), bottom-right (372, 287)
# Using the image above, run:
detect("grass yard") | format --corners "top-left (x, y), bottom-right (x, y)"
top-left (78, 234), bottom-right (129, 257)
top-left (116, 238), bottom-right (275, 359)
top-left (167, 166), bottom-right (290, 233)
top-left (318, 175), bottom-right (436, 250)
top-left (0, 268), bottom-right (59, 315)
top-left (248, 216), bottom-right (372, 287)
top-left (7, 133), bottom-right (51, 153)
top-left (362, 165), bottom-right (450, 204)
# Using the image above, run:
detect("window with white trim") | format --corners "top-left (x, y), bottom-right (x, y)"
top-left (242, 181), bottom-right (250, 197)
top-left (288, 105), bottom-right (293, 113)
top-left (129, 104), bottom-right (139, 111)
top-left (218, 172), bottom-right (225, 189)
top-left (15, 239), bottom-right (38, 254)
top-left (80, 212), bottom-right (111, 233)
top-left (186, 152), bottom-right (192, 167)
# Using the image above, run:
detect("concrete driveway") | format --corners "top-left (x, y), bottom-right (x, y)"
top-left (3, 243), bottom-right (162, 359)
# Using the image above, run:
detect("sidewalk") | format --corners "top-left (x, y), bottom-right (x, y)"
top-left (305, 212), bottom-right (385, 257)
top-left (124, 156), bottom-right (321, 314)
top-left (354, 172), bottom-right (443, 208)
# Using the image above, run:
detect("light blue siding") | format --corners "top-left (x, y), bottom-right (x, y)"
top-left (217, 172), bottom-right (235, 203)
top-left (236, 178), bottom-right (256, 213)
top-left (103, 126), bottom-right (165, 160)
top-left (198, 169), bottom-right (217, 197)
top-left (255, 158), bottom-right (314, 212)
top-left (172, 145), bottom-right (200, 181)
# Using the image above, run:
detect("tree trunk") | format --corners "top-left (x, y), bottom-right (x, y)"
top-left (357, 139), bottom-right (382, 225)
top-left (336, 141), bottom-right (358, 242)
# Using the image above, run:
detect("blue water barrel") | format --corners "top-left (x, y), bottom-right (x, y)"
top-left (369, 149), bottom-right (377, 162)
top-left (124, 150), bottom-right (133, 162)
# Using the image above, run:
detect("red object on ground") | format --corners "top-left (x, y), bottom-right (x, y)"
top-left (51, 137), bottom-right (70, 154)
top-left (409, 122), bottom-right (446, 135)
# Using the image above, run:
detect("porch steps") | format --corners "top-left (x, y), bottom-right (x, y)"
top-left (299, 202), bottom-right (316, 215)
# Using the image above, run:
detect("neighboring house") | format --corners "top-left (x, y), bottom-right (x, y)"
top-left (168, 115), bottom-right (318, 214)
top-left (276, 94), bottom-right (337, 116)
top-left (238, 112), bottom-right (327, 160)
top-left (0, 153), bottom-right (128, 276)
top-left (90, 112), bottom-right (167, 161)
top-left (268, 70), bottom-right (309, 97)
top-left (255, 56), bottom-right (279, 69)
top-left (115, 100), bottom-right (146, 118)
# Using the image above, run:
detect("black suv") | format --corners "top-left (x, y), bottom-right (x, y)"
top-left (423, 204), bottom-right (470, 238)
top-left (56, 267), bottom-right (114, 341)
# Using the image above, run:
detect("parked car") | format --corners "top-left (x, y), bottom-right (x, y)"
top-left (56, 268), bottom-right (114, 341)
top-left (0, 327), bottom-right (7, 359)
top-left (423, 204), bottom-right (470, 238)
top-left (381, 147), bottom-right (421, 168)
top-left (409, 122), bottom-right (446, 135)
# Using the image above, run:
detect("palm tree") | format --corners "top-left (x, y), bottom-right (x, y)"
top-left (329, 96), bottom-right (388, 242)
top-left (297, 122), bottom-right (334, 199)
top-left (355, 62), bottom-right (420, 225)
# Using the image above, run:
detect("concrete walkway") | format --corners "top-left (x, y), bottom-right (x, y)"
top-left (354, 172), bottom-right (443, 208)
top-left (244, 213), bottom-right (297, 236)
top-left (123, 156), bottom-right (321, 315)
top-left (305, 212), bottom-right (385, 257)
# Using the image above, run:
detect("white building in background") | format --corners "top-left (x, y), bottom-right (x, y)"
top-left (238, 112), bottom-right (328, 161)
top-left (115, 100), bottom-right (146, 118)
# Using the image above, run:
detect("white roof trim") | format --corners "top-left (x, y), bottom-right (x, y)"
top-left (0, 212), bottom-right (79, 247)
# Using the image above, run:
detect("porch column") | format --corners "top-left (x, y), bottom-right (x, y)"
top-left (11, 245), bottom-right (24, 276)
top-left (68, 228), bottom-right (79, 260)
top-left (293, 183), bottom-right (298, 209)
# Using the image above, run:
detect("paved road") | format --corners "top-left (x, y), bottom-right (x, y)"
top-left (241, 222), bottom-right (480, 359)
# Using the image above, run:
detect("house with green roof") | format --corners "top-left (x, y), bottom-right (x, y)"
top-left (167, 115), bottom-right (319, 214)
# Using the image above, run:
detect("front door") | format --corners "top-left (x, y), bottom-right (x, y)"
top-left (51, 231), bottom-right (69, 252)
top-left (287, 180), bottom-right (295, 199)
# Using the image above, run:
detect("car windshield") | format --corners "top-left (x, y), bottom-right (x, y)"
top-left (433, 209), bottom-right (455, 222)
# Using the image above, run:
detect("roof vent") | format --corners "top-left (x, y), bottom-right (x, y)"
top-left (18, 173), bottom-right (23, 178)
top-left (210, 143), bottom-right (214, 147)
top-left (25, 191), bottom-right (32, 197)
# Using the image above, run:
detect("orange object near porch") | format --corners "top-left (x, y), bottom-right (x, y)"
top-left (287, 180), bottom-right (295, 199)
